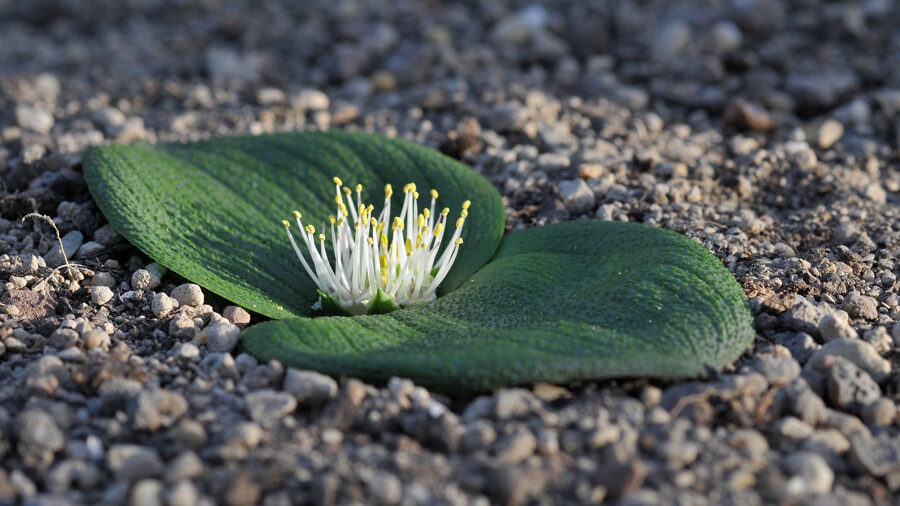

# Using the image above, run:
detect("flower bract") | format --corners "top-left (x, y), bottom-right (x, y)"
top-left (283, 177), bottom-right (469, 315)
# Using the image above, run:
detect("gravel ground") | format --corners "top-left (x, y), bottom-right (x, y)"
top-left (1, 0), bottom-right (900, 504)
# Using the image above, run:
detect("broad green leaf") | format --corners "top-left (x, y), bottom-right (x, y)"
top-left (241, 221), bottom-right (755, 393)
top-left (83, 131), bottom-right (505, 319)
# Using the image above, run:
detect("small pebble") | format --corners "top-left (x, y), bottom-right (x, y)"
top-left (170, 283), bottom-right (204, 307)
top-left (89, 286), bottom-right (114, 305)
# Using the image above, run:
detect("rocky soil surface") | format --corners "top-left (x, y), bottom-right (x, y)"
top-left (1, 0), bottom-right (900, 504)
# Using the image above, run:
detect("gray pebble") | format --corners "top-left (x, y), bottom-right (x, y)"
top-left (45, 459), bottom-right (102, 494)
top-left (17, 409), bottom-right (65, 461)
top-left (151, 292), bottom-right (178, 318)
top-left (751, 356), bottom-right (800, 385)
top-left (558, 179), bottom-right (596, 214)
top-left (849, 432), bottom-right (900, 477)
top-left (131, 479), bottom-right (163, 506)
top-left (493, 426), bottom-right (537, 464)
top-left (177, 342), bottom-right (200, 360)
top-left (203, 321), bottom-right (240, 353)
top-left (807, 338), bottom-right (891, 382)
top-left (775, 416), bottom-right (814, 442)
top-left (825, 357), bottom-right (880, 410)
top-left (131, 269), bottom-right (160, 291)
top-left (292, 88), bottom-right (330, 111)
top-left (711, 20), bottom-right (742, 52)
top-left (168, 314), bottom-right (197, 339)
top-left (283, 368), bottom-right (338, 406)
top-left (774, 332), bottom-right (819, 364)
top-left (244, 389), bottom-right (297, 424)
top-left (89, 272), bottom-right (116, 288)
top-left (222, 305), bottom-right (251, 326)
top-left (862, 327), bottom-right (892, 355)
top-left (107, 444), bottom-right (164, 481)
top-left (817, 119), bottom-right (844, 149)
top-left (170, 283), bottom-right (204, 307)
top-left (818, 312), bottom-right (857, 342)
top-left (653, 21), bottom-right (691, 61)
top-left (166, 480), bottom-right (199, 506)
top-left (82, 328), bottom-right (110, 350)
top-left (75, 241), bottom-right (106, 258)
top-left (49, 327), bottom-right (79, 349)
top-left (93, 224), bottom-right (122, 246)
top-left (861, 398), bottom-right (896, 428)
top-left (460, 420), bottom-right (497, 453)
top-left (784, 141), bottom-right (817, 170)
top-left (832, 222), bottom-right (861, 245)
top-left (43, 231), bottom-right (83, 267)
top-left (15, 104), bottom-right (55, 134)
top-left (783, 295), bottom-right (827, 336)
top-left (842, 292), bottom-right (878, 320)
top-left (165, 451), bottom-right (204, 482)
top-left (493, 389), bottom-right (541, 420)
top-left (132, 388), bottom-right (189, 431)
top-left (487, 104), bottom-right (529, 133)
top-left (88, 286), bottom-right (114, 305)
top-left (367, 472), bottom-right (402, 505)
top-left (784, 452), bottom-right (834, 494)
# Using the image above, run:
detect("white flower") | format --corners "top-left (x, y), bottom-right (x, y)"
top-left (283, 176), bottom-right (469, 315)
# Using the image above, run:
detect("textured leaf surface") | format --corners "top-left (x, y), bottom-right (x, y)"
top-left (242, 221), bottom-right (755, 393)
top-left (83, 131), bottom-right (505, 318)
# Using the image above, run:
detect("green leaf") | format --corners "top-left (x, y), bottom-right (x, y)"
top-left (83, 131), bottom-right (505, 319)
top-left (241, 221), bottom-right (755, 393)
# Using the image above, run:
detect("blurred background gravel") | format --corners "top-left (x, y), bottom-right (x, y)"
top-left (1, 0), bottom-right (900, 505)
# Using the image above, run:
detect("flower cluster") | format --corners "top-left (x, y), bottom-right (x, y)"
top-left (283, 177), bottom-right (469, 315)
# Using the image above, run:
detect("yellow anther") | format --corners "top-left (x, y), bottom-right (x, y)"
top-left (335, 194), bottom-right (342, 204)
top-left (423, 208), bottom-right (430, 219)
top-left (385, 184), bottom-right (393, 198)
top-left (408, 182), bottom-right (417, 193)
top-left (431, 189), bottom-right (438, 199)
top-left (370, 217), bottom-right (377, 227)
top-left (456, 217), bottom-right (464, 228)
top-left (282, 220), bottom-right (290, 227)
top-left (414, 191), bottom-right (419, 199)
top-left (405, 239), bottom-right (412, 255)
top-left (367, 237), bottom-right (374, 245)
top-left (460, 209), bottom-right (468, 218)
top-left (358, 203), bottom-right (365, 216)
top-left (337, 216), bottom-right (344, 226)
top-left (434, 223), bottom-right (444, 236)
top-left (293, 210), bottom-right (302, 219)
top-left (441, 207), bottom-right (450, 216)
top-left (416, 233), bottom-right (423, 248)
top-left (318, 233), bottom-right (325, 241)
top-left (417, 214), bottom-right (425, 228)
top-left (380, 233), bottom-right (388, 248)
top-left (462, 200), bottom-right (471, 210)
top-left (328, 215), bottom-right (336, 225)
top-left (343, 186), bottom-right (352, 195)
top-left (339, 203), bottom-right (348, 215)
top-left (455, 238), bottom-right (464, 245)
top-left (355, 183), bottom-right (362, 193)
top-left (403, 183), bottom-right (411, 193)
top-left (333, 176), bottom-right (343, 186)
top-left (305, 224), bottom-right (315, 235)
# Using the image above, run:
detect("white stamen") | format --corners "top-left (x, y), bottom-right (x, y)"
top-left (283, 178), bottom-right (469, 315)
